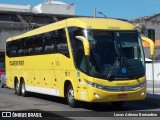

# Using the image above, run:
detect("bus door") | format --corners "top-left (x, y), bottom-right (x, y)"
top-left (74, 36), bottom-right (89, 101)
top-left (43, 59), bottom-right (57, 89)
top-left (50, 55), bottom-right (60, 96)
top-left (75, 41), bottom-right (89, 101)
top-left (76, 71), bottom-right (89, 101)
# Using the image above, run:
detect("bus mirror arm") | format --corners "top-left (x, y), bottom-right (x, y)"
top-left (141, 36), bottom-right (155, 56)
top-left (75, 36), bottom-right (90, 56)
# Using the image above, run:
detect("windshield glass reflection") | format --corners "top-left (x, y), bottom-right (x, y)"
top-left (87, 30), bottom-right (145, 79)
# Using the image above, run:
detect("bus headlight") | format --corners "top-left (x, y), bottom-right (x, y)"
top-left (85, 80), bottom-right (105, 89)
top-left (139, 81), bottom-right (146, 87)
top-left (85, 79), bottom-right (146, 92)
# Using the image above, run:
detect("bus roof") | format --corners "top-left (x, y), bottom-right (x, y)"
top-left (7, 17), bottom-right (135, 42)
top-left (67, 18), bottom-right (135, 30)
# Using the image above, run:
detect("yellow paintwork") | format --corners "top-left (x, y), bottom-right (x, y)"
top-left (7, 18), bottom-right (135, 42)
top-left (87, 86), bottom-right (146, 102)
top-left (141, 36), bottom-right (155, 56)
top-left (6, 17), bottom-right (146, 103)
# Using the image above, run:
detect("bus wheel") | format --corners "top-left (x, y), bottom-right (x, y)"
top-left (0, 82), bottom-right (4, 88)
top-left (66, 84), bottom-right (78, 108)
top-left (21, 81), bottom-right (28, 97)
top-left (111, 101), bottom-right (124, 107)
top-left (15, 82), bottom-right (21, 96)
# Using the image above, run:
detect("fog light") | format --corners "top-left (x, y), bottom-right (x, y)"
top-left (141, 92), bottom-right (145, 96)
top-left (94, 93), bottom-right (101, 99)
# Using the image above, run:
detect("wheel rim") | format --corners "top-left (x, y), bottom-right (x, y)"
top-left (16, 83), bottom-right (19, 93)
top-left (22, 83), bottom-right (25, 94)
top-left (68, 88), bottom-right (74, 104)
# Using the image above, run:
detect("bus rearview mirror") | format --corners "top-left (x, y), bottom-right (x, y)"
top-left (75, 36), bottom-right (90, 56)
top-left (141, 36), bottom-right (155, 56)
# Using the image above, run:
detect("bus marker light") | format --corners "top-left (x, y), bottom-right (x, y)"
top-left (141, 92), bottom-right (145, 96)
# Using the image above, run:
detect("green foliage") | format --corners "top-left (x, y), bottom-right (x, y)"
top-left (25, 16), bottom-right (34, 24)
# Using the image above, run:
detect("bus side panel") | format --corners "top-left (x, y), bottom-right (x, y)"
top-left (23, 55), bottom-right (59, 96)
top-left (55, 54), bottom-right (78, 98)
top-left (6, 57), bottom-right (19, 89)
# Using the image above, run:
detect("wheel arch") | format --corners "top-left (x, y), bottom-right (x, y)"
top-left (64, 80), bottom-right (72, 98)
top-left (20, 77), bottom-right (24, 84)
top-left (14, 76), bottom-right (18, 89)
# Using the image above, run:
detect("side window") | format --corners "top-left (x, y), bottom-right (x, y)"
top-left (6, 42), bottom-right (11, 57)
top-left (24, 37), bottom-right (35, 55)
top-left (6, 40), bottom-right (23, 57)
top-left (76, 40), bottom-right (86, 72)
top-left (44, 32), bottom-right (55, 54)
top-left (6, 29), bottom-right (69, 57)
top-left (9, 41), bottom-right (18, 57)
top-left (17, 39), bottom-right (24, 56)
top-left (68, 27), bottom-right (84, 58)
top-left (56, 29), bottom-right (70, 57)
top-left (6, 42), bottom-right (12, 57)
top-left (34, 35), bottom-right (44, 54)
top-left (68, 27), bottom-right (86, 72)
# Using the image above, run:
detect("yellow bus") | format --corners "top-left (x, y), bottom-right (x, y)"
top-left (6, 18), bottom-right (154, 107)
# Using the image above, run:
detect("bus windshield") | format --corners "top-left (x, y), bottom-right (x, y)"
top-left (68, 27), bottom-right (145, 80)
top-left (87, 30), bottom-right (145, 80)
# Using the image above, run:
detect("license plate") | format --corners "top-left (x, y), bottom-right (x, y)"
top-left (117, 94), bottom-right (128, 98)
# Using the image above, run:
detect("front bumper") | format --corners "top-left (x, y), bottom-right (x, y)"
top-left (86, 85), bottom-right (146, 102)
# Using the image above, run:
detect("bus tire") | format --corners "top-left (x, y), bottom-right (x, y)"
top-left (111, 101), bottom-right (124, 107)
top-left (0, 82), bottom-right (4, 88)
top-left (21, 81), bottom-right (28, 97)
top-left (66, 84), bottom-right (78, 108)
top-left (15, 81), bottom-right (21, 96)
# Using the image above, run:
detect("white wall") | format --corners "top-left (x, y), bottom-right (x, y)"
top-left (34, 3), bottom-right (75, 15)
top-left (146, 63), bottom-right (160, 81)
top-left (0, 4), bottom-right (31, 12)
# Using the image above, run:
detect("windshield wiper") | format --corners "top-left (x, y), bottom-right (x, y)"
top-left (106, 32), bottom-right (135, 79)
top-left (106, 56), bottom-right (118, 79)
top-left (106, 33), bottom-right (121, 79)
